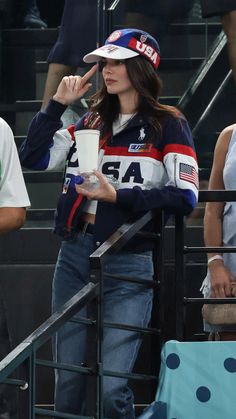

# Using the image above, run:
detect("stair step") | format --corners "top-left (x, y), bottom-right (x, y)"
top-left (170, 21), bottom-right (221, 35)
top-left (25, 209), bottom-right (55, 228)
top-left (25, 182), bottom-right (61, 209)
top-left (159, 96), bottom-right (180, 106)
top-left (21, 170), bottom-right (63, 209)
top-left (1, 28), bottom-right (58, 46)
top-left (36, 61), bottom-right (49, 72)
top-left (27, 209), bottom-right (55, 219)
top-left (159, 59), bottom-right (204, 97)
top-left (15, 135), bottom-right (25, 148)
top-left (161, 23), bottom-right (222, 59)
top-left (160, 57), bottom-right (204, 69)
top-left (15, 100), bottom-right (41, 135)
top-left (15, 100), bottom-right (42, 111)
top-left (0, 228), bottom-right (61, 263)
top-left (23, 170), bottom-right (63, 183)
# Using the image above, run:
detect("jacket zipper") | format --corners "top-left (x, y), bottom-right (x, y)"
top-left (174, 154), bottom-right (178, 186)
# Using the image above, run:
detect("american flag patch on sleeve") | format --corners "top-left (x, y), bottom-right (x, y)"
top-left (179, 162), bottom-right (198, 188)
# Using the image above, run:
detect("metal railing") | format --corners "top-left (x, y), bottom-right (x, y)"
top-left (175, 189), bottom-right (236, 341)
top-left (2, 189), bottom-right (234, 415)
top-left (0, 211), bottom-right (161, 418)
top-left (0, 282), bottom-right (99, 418)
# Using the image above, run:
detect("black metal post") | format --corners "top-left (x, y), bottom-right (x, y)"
top-left (86, 263), bottom-right (104, 419)
top-left (175, 215), bottom-right (185, 341)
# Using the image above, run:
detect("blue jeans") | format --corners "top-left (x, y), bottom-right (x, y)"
top-left (52, 232), bottom-right (154, 418)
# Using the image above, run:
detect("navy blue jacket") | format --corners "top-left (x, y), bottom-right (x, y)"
top-left (20, 99), bottom-right (198, 250)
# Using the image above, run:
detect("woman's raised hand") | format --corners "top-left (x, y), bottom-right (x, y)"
top-left (53, 64), bottom-right (98, 105)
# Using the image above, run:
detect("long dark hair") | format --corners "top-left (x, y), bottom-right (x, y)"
top-left (89, 55), bottom-right (179, 136)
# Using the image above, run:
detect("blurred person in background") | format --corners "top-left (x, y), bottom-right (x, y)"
top-left (3, 0), bottom-right (47, 28)
top-left (41, 0), bottom-right (98, 126)
top-left (200, 1), bottom-right (236, 83)
top-left (124, 0), bottom-right (195, 41)
top-left (0, 117), bottom-right (30, 418)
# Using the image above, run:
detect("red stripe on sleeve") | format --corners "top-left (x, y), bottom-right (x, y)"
top-left (163, 144), bottom-right (197, 161)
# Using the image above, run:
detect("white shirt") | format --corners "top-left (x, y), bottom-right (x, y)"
top-left (112, 113), bottom-right (135, 135)
top-left (0, 117), bottom-right (30, 208)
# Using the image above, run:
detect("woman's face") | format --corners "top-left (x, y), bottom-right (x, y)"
top-left (102, 58), bottom-right (136, 97)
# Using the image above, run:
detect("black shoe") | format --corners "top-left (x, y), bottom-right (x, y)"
top-left (23, 5), bottom-right (47, 28)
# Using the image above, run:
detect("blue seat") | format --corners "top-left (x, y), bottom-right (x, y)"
top-left (154, 340), bottom-right (236, 419)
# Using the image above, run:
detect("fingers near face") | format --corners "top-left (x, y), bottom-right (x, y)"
top-left (82, 64), bottom-right (98, 83)
top-left (62, 64), bottom-right (97, 92)
top-left (63, 75), bottom-right (77, 90)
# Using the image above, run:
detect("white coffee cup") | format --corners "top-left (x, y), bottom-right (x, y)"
top-left (74, 129), bottom-right (100, 175)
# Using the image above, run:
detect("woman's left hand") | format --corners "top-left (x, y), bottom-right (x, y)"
top-left (75, 170), bottom-right (117, 203)
top-left (53, 64), bottom-right (98, 105)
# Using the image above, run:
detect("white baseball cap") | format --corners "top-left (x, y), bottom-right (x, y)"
top-left (83, 28), bottom-right (161, 70)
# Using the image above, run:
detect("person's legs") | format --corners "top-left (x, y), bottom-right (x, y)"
top-left (124, 0), bottom-right (194, 42)
top-left (42, 0), bottom-right (97, 110)
top-left (52, 233), bottom-right (94, 415)
top-left (52, 237), bottom-right (154, 417)
top-left (102, 251), bottom-right (154, 419)
top-left (221, 10), bottom-right (236, 84)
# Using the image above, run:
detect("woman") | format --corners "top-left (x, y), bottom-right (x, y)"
top-left (201, 124), bottom-right (236, 340)
top-left (20, 28), bottom-right (198, 418)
